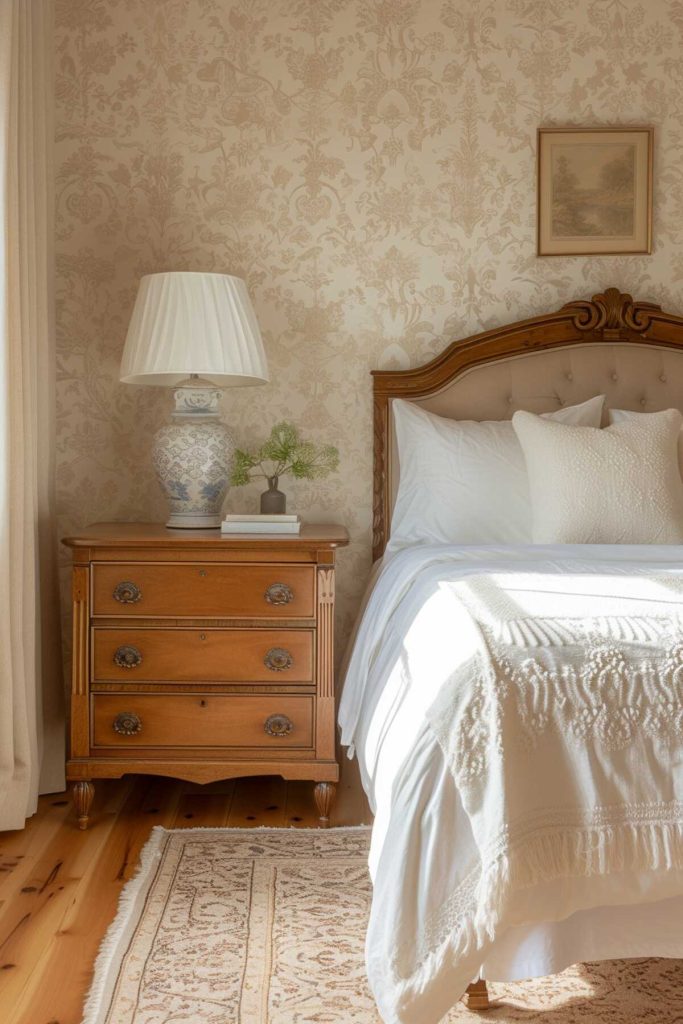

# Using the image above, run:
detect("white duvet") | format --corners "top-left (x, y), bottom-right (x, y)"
top-left (339, 545), bottom-right (683, 1024)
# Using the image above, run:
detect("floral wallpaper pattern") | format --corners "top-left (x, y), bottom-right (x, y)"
top-left (55, 0), bottom-right (683, 653)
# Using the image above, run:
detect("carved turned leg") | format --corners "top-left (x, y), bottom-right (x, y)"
top-left (313, 782), bottom-right (336, 827)
top-left (465, 979), bottom-right (490, 1010)
top-left (73, 780), bottom-right (95, 830)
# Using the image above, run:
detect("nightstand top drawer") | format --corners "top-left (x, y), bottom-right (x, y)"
top-left (92, 563), bottom-right (316, 619)
top-left (92, 693), bottom-right (314, 750)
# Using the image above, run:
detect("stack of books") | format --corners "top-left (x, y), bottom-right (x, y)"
top-left (221, 513), bottom-right (301, 535)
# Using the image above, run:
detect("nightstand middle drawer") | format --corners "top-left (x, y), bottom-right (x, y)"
top-left (92, 628), bottom-right (314, 683)
top-left (92, 563), bottom-right (316, 618)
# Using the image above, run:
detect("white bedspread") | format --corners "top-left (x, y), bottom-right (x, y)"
top-left (339, 545), bottom-right (683, 1024)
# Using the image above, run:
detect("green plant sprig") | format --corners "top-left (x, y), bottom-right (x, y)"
top-left (231, 421), bottom-right (339, 487)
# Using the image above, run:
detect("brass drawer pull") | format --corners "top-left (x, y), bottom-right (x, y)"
top-left (113, 711), bottom-right (142, 736)
top-left (113, 581), bottom-right (142, 604)
top-left (264, 582), bottom-right (294, 606)
top-left (264, 647), bottom-right (294, 672)
top-left (264, 713), bottom-right (294, 737)
top-left (114, 645), bottom-right (142, 669)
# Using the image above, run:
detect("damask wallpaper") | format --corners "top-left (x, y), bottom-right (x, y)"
top-left (55, 0), bottom-right (683, 652)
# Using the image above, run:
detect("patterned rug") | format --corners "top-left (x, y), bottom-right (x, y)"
top-left (82, 826), bottom-right (683, 1023)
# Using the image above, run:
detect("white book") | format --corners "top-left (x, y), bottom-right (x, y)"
top-left (222, 513), bottom-right (300, 523)
top-left (221, 521), bottom-right (301, 535)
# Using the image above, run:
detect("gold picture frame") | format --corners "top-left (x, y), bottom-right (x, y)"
top-left (537, 126), bottom-right (653, 256)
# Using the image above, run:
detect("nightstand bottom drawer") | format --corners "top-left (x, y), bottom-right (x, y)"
top-left (92, 694), bottom-right (314, 749)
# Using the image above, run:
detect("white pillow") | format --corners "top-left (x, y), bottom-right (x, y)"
top-left (609, 407), bottom-right (683, 480)
top-left (387, 394), bottom-right (605, 551)
top-left (512, 407), bottom-right (683, 544)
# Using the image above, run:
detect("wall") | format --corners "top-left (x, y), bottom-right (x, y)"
top-left (55, 0), bottom-right (683, 649)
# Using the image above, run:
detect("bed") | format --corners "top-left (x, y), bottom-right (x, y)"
top-left (339, 289), bottom-right (683, 1024)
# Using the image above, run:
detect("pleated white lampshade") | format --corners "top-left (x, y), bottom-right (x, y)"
top-left (120, 272), bottom-right (269, 386)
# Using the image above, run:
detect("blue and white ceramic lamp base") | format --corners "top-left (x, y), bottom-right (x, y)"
top-left (152, 378), bottom-right (235, 529)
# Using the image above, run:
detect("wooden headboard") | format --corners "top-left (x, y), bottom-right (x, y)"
top-left (372, 288), bottom-right (683, 560)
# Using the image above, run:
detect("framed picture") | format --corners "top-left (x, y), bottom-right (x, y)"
top-left (537, 126), bottom-right (653, 256)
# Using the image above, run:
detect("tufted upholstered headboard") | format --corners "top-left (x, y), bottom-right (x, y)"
top-left (372, 288), bottom-right (683, 560)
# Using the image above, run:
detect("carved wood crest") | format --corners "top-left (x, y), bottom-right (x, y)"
top-left (561, 287), bottom-right (660, 337)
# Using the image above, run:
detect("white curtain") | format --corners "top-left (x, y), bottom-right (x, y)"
top-left (0, 0), bottom-right (64, 831)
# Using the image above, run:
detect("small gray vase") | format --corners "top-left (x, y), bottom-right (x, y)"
top-left (260, 476), bottom-right (286, 514)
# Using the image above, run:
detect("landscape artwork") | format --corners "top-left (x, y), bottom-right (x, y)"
top-left (537, 128), bottom-right (653, 256)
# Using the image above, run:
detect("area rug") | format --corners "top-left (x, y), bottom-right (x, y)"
top-left (82, 826), bottom-right (683, 1024)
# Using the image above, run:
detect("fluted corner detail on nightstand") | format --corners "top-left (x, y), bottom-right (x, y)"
top-left (72, 567), bottom-right (89, 697)
top-left (317, 568), bottom-right (335, 699)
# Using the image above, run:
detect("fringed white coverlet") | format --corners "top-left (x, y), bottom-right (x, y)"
top-left (339, 545), bottom-right (683, 1024)
top-left (426, 575), bottom-right (683, 957)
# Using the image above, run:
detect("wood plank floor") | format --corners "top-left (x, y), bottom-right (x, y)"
top-left (0, 761), bottom-right (371, 1024)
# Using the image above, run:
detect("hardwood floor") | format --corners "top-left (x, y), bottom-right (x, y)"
top-left (0, 761), bottom-right (371, 1024)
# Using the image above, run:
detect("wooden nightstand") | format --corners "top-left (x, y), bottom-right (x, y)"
top-left (62, 522), bottom-right (349, 829)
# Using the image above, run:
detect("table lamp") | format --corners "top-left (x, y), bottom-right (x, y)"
top-left (120, 272), bottom-right (269, 528)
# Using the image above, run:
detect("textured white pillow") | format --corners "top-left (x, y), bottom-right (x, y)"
top-left (513, 407), bottom-right (683, 544)
top-left (609, 407), bottom-right (683, 480)
top-left (387, 394), bottom-right (605, 551)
